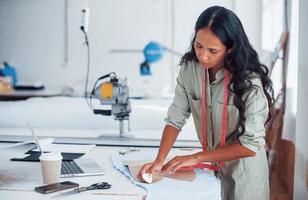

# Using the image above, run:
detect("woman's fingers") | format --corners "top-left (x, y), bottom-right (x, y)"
top-left (137, 163), bottom-right (152, 182)
top-left (137, 161), bottom-right (163, 182)
top-left (162, 155), bottom-right (197, 173)
top-left (162, 157), bottom-right (181, 173)
top-left (137, 155), bottom-right (197, 181)
top-left (171, 162), bottom-right (185, 173)
top-left (148, 162), bottom-right (162, 174)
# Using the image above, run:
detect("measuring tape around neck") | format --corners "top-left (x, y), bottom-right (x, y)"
top-left (181, 68), bottom-right (231, 171)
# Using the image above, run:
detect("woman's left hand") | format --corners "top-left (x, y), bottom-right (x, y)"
top-left (162, 153), bottom-right (201, 174)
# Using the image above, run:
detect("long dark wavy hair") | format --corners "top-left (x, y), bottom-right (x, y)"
top-left (180, 6), bottom-right (274, 137)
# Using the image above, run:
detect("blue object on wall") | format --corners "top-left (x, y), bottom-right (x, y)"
top-left (140, 61), bottom-right (151, 76)
top-left (0, 62), bottom-right (17, 86)
top-left (140, 42), bottom-right (165, 76)
top-left (143, 42), bottom-right (164, 63)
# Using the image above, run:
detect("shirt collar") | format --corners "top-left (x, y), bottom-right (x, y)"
top-left (213, 67), bottom-right (226, 84)
top-left (197, 63), bottom-right (227, 84)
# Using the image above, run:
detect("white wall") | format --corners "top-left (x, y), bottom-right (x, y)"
top-left (0, 0), bottom-right (264, 98)
top-left (234, 0), bottom-right (262, 53)
top-left (282, 0), bottom-right (298, 141)
top-left (294, 0), bottom-right (308, 198)
top-left (261, 0), bottom-right (284, 51)
top-left (0, 0), bottom-right (66, 87)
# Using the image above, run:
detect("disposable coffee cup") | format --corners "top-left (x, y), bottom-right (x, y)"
top-left (39, 152), bottom-right (63, 184)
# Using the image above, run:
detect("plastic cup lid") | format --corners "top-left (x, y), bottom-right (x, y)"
top-left (39, 152), bottom-right (62, 161)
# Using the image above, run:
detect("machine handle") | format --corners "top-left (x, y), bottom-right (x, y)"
top-left (93, 109), bottom-right (112, 116)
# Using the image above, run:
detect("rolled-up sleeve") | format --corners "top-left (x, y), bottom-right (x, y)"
top-left (238, 78), bottom-right (269, 153)
top-left (164, 66), bottom-right (191, 131)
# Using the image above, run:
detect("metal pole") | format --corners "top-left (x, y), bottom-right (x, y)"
top-left (119, 120), bottom-right (124, 137)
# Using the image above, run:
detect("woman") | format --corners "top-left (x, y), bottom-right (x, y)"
top-left (137, 6), bottom-right (274, 200)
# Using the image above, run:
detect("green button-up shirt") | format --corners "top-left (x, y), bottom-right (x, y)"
top-left (165, 61), bottom-right (269, 200)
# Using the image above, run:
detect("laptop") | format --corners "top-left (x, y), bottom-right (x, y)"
top-left (28, 122), bottom-right (105, 178)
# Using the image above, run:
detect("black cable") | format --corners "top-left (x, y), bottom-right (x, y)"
top-left (81, 25), bottom-right (117, 114)
top-left (81, 27), bottom-right (94, 110)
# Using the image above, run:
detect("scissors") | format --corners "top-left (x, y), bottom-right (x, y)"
top-left (74, 182), bottom-right (111, 193)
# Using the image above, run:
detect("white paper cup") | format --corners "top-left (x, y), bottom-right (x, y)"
top-left (39, 152), bottom-right (62, 184)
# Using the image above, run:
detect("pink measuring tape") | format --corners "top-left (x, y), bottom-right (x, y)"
top-left (181, 68), bottom-right (231, 171)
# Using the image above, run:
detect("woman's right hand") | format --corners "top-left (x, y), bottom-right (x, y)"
top-left (137, 160), bottom-right (163, 182)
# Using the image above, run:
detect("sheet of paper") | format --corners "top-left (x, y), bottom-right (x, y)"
top-left (128, 164), bottom-right (164, 183)
top-left (32, 143), bottom-right (96, 154)
top-left (123, 160), bottom-right (196, 184)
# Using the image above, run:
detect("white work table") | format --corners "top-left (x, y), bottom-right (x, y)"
top-left (0, 142), bottom-right (219, 200)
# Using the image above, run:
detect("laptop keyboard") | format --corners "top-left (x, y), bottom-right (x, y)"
top-left (61, 160), bottom-right (84, 175)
